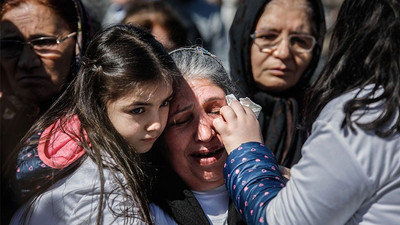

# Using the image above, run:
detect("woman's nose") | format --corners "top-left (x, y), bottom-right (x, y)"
top-left (195, 116), bottom-right (216, 142)
top-left (272, 38), bottom-right (291, 59)
top-left (17, 45), bottom-right (41, 69)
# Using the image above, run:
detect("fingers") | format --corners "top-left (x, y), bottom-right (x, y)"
top-left (229, 100), bottom-right (247, 116)
top-left (219, 104), bottom-right (237, 122)
top-left (229, 100), bottom-right (258, 119)
top-left (213, 115), bottom-right (226, 133)
top-left (220, 100), bottom-right (254, 120)
top-left (214, 99), bottom-right (263, 154)
top-left (213, 103), bottom-right (239, 135)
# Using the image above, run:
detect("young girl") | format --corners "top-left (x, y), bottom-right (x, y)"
top-left (6, 24), bottom-right (180, 225)
top-left (214, 0), bottom-right (400, 224)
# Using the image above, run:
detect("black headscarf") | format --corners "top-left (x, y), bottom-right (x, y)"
top-left (229, 0), bottom-right (326, 167)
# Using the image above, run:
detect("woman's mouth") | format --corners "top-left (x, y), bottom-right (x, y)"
top-left (269, 68), bottom-right (290, 76)
top-left (191, 148), bottom-right (225, 166)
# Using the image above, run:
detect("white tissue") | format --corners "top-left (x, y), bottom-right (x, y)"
top-left (225, 94), bottom-right (262, 118)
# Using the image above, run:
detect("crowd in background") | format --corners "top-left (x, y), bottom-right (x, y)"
top-left (83, 0), bottom-right (342, 60)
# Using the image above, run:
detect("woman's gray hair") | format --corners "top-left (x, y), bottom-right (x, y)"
top-left (169, 46), bottom-right (238, 95)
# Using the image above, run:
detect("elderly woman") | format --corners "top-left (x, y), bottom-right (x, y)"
top-left (150, 47), bottom-right (245, 225)
top-left (0, 0), bottom-right (93, 163)
top-left (0, 0), bottom-right (93, 223)
top-left (229, 0), bottom-right (326, 167)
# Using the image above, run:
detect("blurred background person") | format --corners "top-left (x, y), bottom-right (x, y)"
top-left (164, 0), bottom-right (229, 69)
top-left (228, 0), bottom-right (326, 168)
top-left (0, 0), bottom-right (94, 164)
top-left (102, 0), bottom-right (229, 70)
top-left (102, 0), bottom-right (132, 27)
top-left (122, 0), bottom-right (189, 51)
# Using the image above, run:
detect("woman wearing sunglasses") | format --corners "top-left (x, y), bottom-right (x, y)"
top-left (229, 0), bottom-right (326, 168)
top-left (0, 0), bottom-right (93, 223)
top-left (0, 0), bottom-right (93, 165)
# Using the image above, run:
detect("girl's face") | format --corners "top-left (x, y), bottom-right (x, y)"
top-left (250, 0), bottom-right (313, 92)
top-left (107, 83), bottom-right (173, 153)
top-left (0, 2), bottom-right (76, 103)
top-left (162, 78), bottom-right (228, 191)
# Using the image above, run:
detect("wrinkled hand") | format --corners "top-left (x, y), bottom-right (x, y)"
top-left (213, 100), bottom-right (263, 154)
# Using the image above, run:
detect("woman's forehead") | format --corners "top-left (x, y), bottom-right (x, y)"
top-left (170, 78), bottom-right (226, 112)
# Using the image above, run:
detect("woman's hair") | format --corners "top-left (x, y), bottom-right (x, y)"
top-left (169, 46), bottom-right (238, 95)
top-left (304, 0), bottom-right (400, 137)
top-left (12, 24), bottom-right (180, 224)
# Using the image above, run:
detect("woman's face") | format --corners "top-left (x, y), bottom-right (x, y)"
top-left (0, 2), bottom-right (76, 103)
top-left (163, 78), bottom-right (228, 191)
top-left (250, 0), bottom-right (313, 92)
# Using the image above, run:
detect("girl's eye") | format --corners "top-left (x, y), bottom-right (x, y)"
top-left (131, 107), bottom-right (144, 114)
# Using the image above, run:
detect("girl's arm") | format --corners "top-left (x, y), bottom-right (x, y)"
top-left (213, 100), bottom-right (286, 224)
top-left (214, 101), bottom-right (372, 225)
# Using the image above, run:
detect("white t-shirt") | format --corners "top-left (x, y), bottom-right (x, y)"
top-left (151, 185), bottom-right (229, 225)
top-left (192, 185), bottom-right (229, 225)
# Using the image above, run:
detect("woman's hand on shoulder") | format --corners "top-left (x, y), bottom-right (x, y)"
top-left (213, 100), bottom-right (263, 154)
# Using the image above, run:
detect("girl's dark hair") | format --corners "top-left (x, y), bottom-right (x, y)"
top-left (304, 0), bottom-right (400, 137)
top-left (10, 24), bottom-right (180, 224)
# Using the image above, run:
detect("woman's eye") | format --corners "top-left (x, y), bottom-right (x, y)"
top-left (208, 107), bottom-right (221, 115)
top-left (170, 116), bottom-right (192, 127)
top-left (209, 111), bottom-right (220, 115)
top-left (32, 38), bottom-right (57, 47)
top-left (160, 100), bottom-right (170, 107)
top-left (175, 119), bottom-right (189, 126)
top-left (259, 33), bottom-right (278, 41)
top-left (131, 107), bottom-right (144, 114)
